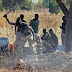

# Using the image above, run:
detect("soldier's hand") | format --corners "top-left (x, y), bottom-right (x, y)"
top-left (3, 14), bottom-right (7, 18)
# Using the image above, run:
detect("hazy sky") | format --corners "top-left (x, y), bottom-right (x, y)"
top-left (32, 0), bottom-right (38, 3)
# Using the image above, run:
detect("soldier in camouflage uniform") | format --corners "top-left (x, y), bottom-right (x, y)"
top-left (4, 14), bottom-right (35, 54)
top-left (60, 16), bottom-right (66, 47)
top-left (42, 29), bottom-right (58, 53)
top-left (41, 29), bottom-right (50, 53)
top-left (30, 14), bottom-right (42, 54)
top-left (41, 29), bottom-right (49, 41)
top-left (49, 29), bottom-right (58, 52)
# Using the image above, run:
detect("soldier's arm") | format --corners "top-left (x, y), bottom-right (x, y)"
top-left (41, 36), bottom-right (43, 40)
top-left (56, 0), bottom-right (69, 15)
top-left (41, 35), bottom-right (46, 40)
top-left (3, 14), bottom-right (15, 25)
top-left (29, 20), bottom-right (32, 26)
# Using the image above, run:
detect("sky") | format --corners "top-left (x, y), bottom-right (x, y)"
top-left (32, 0), bottom-right (38, 3)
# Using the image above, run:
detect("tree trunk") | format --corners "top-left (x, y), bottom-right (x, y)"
top-left (56, 0), bottom-right (72, 52)
top-left (65, 2), bottom-right (72, 52)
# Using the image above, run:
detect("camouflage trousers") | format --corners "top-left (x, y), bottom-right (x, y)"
top-left (34, 33), bottom-right (42, 54)
top-left (42, 40), bottom-right (53, 53)
top-left (15, 32), bottom-right (36, 55)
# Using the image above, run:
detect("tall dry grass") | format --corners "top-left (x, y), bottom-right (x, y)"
top-left (0, 69), bottom-right (59, 72)
top-left (0, 11), bottom-right (63, 28)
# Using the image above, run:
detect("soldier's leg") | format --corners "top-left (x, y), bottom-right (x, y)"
top-left (41, 40), bottom-right (47, 52)
top-left (15, 32), bottom-right (27, 55)
top-left (14, 39), bottom-right (27, 60)
top-left (18, 38), bottom-right (27, 55)
top-left (35, 33), bottom-right (42, 54)
top-left (28, 36), bottom-right (37, 53)
top-left (42, 40), bottom-right (52, 53)
top-left (15, 32), bottom-right (21, 51)
top-left (14, 33), bottom-right (21, 56)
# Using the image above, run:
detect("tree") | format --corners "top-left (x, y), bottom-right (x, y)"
top-left (38, 0), bottom-right (43, 4)
top-left (43, 0), bottom-right (60, 14)
top-left (63, 0), bottom-right (72, 9)
top-left (2, 0), bottom-right (33, 11)
top-left (35, 0), bottom-right (43, 10)
top-left (56, 0), bottom-right (72, 52)
top-left (0, 0), bottom-right (4, 11)
top-left (2, 0), bottom-right (26, 10)
top-left (20, 0), bottom-right (33, 10)
top-left (49, 0), bottom-right (60, 14)
top-left (43, 0), bottom-right (49, 8)
top-left (2, 0), bottom-right (12, 10)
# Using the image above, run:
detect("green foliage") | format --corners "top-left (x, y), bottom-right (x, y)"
top-left (63, 0), bottom-right (72, 9)
top-left (35, 0), bottom-right (43, 10)
top-left (33, 0), bottom-right (44, 10)
top-left (0, 0), bottom-right (2, 4)
top-left (15, 0), bottom-right (26, 6)
top-left (2, 0), bottom-right (11, 10)
top-left (0, 0), bottom-right (5, 11)
top-left (0, 5), bottom-right (5, 11)
top-left (43, 0), bottom-right (60, 14)
top-left (43, 0), bottom-right (49, 8)
top-left (1, 0), bottom-right (71, 12)
top-left (38, 0), bottom-right (43, 4)
top-left (1, 0), bottom-right (32, 11)
top-left (20, 1), bottom-right (33, 10)
top-left (2, 0), bottom-right (26, 8)
top-left (49, 0), bottom-right (60, 14)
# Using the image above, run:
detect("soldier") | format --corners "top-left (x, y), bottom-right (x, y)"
top-left (41, 29), bottom-right (49, 41)
top-left (3, 14), bottom-right (35, 55)
top-left (41, 29), bottom-right (50, 53)
top-left (49, 29), bottom-right (58, 52)
top-left (60, 16), bottom-right (66, 47)
top-left (30, 14), bottom-right (42, 54)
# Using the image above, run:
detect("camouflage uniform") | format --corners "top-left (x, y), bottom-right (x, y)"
top-left (41, 32), bottom-right (50, 53)
top-left (15, 18), bottom-right (35, 54)
top-left (34, 33), bottom-right (42, 53)
top-left (15, 32), bottom-right (36, 55)
top-left (42, 40), bottom-right (52, 53)
top-left (49, 32), bottom-right (58, 51)
top-left (4, 14), bottom-right (35, 55)
top-left (60, 21), bottom-right (66, 46)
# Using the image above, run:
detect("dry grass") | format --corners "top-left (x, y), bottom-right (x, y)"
top-left (0, 10), bottom-right (63, 29)
top-left (0, 68), bottom-right (59, 72)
